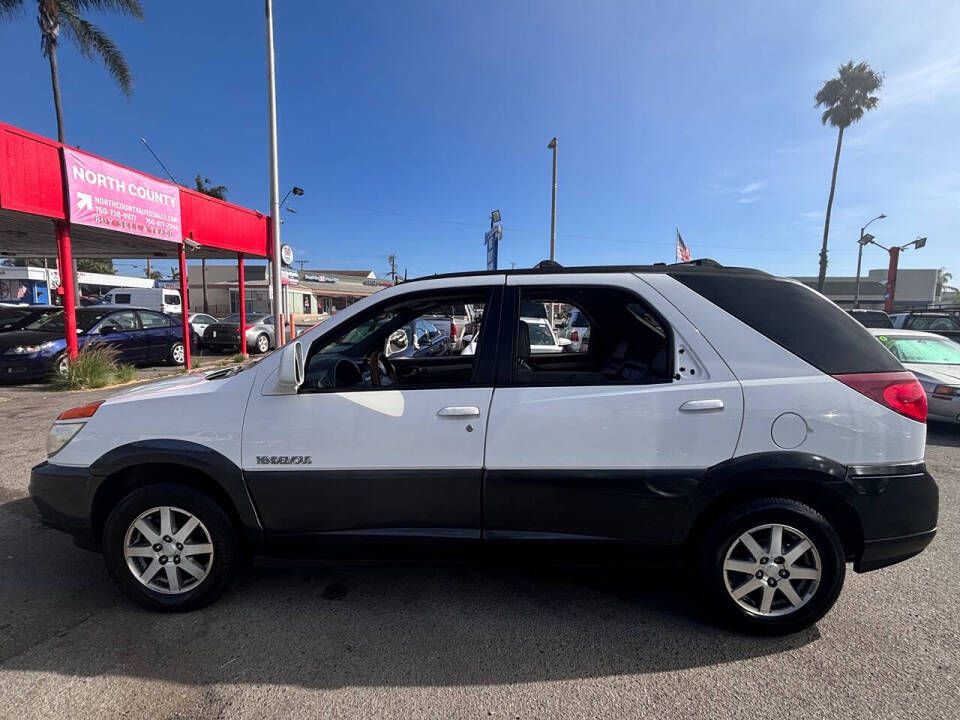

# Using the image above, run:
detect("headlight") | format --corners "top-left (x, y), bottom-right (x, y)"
top-left (47, 422), bottom-right (85, 457)
top-left (6, 341), bottom-right (56, 355)
top-left (932, 385), bottom-right (960, 398)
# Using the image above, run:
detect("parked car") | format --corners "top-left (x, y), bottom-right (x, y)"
top-left (31, 260), bottom-right (937, 634)
top-left (0, 304), bottom-right (59, 333)
top-left (521, 317), bottom-right (569, 354)
top-left (870, 328), bottom-right (960, 423)
top-left (847, 309), bottom-right (892, 329)
top-left (889, 312), bottom-right (960, 342)
top-left (202, 313), bottom-right (275, 354)
top-left (0, 307), bottom-right (188, 379)
top-left (188, 313), bottom-right (218, 347)
top-left (101, 287), bottom-right (182, 315)
top-left (559, 306), bottom-right (591, 351)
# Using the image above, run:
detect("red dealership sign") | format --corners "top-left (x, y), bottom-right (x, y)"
top-left (63, 148), bottom-right (182, 242)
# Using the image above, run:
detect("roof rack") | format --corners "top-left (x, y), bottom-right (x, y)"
top-left (407, 257), bottom-right (771, 283)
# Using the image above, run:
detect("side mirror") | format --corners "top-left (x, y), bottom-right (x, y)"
top-left (276, 340), bottom-right (304, 392)
top-left (100, 325), bottom-right (116, 336)
top-left (557, 337), bottom-right (572, 347)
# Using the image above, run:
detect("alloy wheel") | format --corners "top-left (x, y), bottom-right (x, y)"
top-left (123, 506), bottom-right (214, 595)
top-left (257, 335), bottom-right (269, 353)
top-left (171, 342), bottom-right (185, 364)
top-left (722, 523), bottom-right (822, 617)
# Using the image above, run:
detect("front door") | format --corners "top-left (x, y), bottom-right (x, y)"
top-left (241, 281), bottom-right (502, 542)
top-left (87, 310), bottom-right (146, 363)
top-left (483, 277), bottom-right (743, 545)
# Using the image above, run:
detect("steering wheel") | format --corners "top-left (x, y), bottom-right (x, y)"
top-left (367, 350), bottom-right (398, 387)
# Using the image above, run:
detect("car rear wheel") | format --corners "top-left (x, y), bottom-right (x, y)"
top-left (254, 333), bottom-right (270, 354)
top-left (102, 484), bottom-right (240, 611)
top-left (699, 497), bottom-right (845, 634)
top-left (168, 341), bottom-right (185, 365)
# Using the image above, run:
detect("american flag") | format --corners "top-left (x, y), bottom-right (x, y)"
top-left (676, 230), bottom-right (692, 263)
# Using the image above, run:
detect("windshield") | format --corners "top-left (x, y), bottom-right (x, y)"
top-left (877, 335), bottom-right (960, 364)
top-left (907, 315), bottom-right (960, 332)
top-left (320, 312), bottom-right (397, 353)
top-left (524, 320), bottom-right (556, 346)
top-left (222, 314), bottom-right (267, 324)
top-left (853, 312), bottom-right (893, 329)
top-left (25, 309), bottom-right (109, 333)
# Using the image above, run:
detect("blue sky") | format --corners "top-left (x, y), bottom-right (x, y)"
top-left (2, 1), bottom-right (958, 280)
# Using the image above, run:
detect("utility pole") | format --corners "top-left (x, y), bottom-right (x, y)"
top-left (295, 259), bottom-right (309, 272)
top-left (201, 258), bottom-right (209, 313)
top-left (388, 254), bottom-right (398, 284)
top-left (265, 0), bottom-right (284, 336)
top-left (860, 234), bottom-right (927, 312)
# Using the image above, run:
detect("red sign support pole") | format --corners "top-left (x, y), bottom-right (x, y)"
top-left (237, 253), bottom-right (247, 358)
top-left (884, 246), bottom-right (901, 313)
top-left (54, 220), bottom-right (79, 360)
top-left (178, 243), bottom-right (191, 371)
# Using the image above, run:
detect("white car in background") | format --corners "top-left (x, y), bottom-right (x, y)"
top-left (188, 313), bottom-right (218, 342)
top-left (560, 307), bottom-right (590, 352)
top-left (870, 328), bottom-right (960, 423)
top-left (522, 317), bottom-right (569, 354)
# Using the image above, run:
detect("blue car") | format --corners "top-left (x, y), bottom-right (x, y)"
top-left (0, 307), bottom-right (190, 381)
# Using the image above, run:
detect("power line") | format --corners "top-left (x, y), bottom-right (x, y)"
top-left (315, 199), bottom-right (856, 253)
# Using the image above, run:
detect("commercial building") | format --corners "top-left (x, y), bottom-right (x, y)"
top-left (187, 265), bottom-right (389, 318)
top-left (791, 268), bottom-right (946, 310)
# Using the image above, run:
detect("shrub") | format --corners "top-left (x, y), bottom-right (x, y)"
top-left (50, 343), bottom-right (136, 390)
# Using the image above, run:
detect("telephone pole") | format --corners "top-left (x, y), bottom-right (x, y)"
top-left (388, 254), bottom-right (398, 284)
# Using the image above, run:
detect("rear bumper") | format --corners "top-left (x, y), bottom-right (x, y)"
top-left (845, 461), bottom-right (939, 572)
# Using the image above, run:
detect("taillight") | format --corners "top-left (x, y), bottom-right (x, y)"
top-left (450, 323), bottom-right (457, 338)
top-left (57, 400), bottom-right (103, 421)
top-left (832, 372), bottom-right (927, 423)
top-left (571, 330), bottom-right (579, 342)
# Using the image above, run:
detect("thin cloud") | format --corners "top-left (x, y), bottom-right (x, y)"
top-left (737, 196), bottom-right (760, 204)
top-left (882, 53), bottom-right (960, 109)
top-left (740, 181), bottom-right (766, 195)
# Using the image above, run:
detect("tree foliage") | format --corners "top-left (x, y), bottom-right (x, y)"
top-left (815, 61), bottom-right (883, 129)
top-left (195, 174), bottom-right (228, 200)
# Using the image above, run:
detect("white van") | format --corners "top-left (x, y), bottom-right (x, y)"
top-left (101, 287), bottom-right (182, 315)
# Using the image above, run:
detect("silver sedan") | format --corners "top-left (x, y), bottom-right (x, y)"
top-left (202, 313), bottom-right (276, 354)
top-left (870, 328), bottom-right (960, 423)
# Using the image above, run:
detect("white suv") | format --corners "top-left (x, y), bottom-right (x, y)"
top-left (30, 261), bottom-right (938, 634)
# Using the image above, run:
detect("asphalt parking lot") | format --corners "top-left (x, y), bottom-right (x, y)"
top-left (0, 383), bottom-right (957, 719)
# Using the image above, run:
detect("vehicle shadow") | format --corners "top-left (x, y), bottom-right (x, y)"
top-left (0, 497), bottom-right (819, 689)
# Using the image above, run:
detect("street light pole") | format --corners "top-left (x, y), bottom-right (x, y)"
top-left (548, 137), bottom-right (558, 262)
top-left (265, 0), bottom-right (284, 337)
top-left (854, 213), bottom-right (886, 308)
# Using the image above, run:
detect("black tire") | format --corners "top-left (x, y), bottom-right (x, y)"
top-left (254, 333), bottom-right (270, 354)
top-left (102, 484), bottom-right (240, 611)
top-left (699, 497), bottom-right (845, 635)
top-left (168, 341), bottom-right (186, 365)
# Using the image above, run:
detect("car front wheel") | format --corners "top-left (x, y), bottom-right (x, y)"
top-left (102, 484), bottom-right (240, 611)
top-left (699, 497), bottom-right (845, 635)
top-left (254, 333), bottom-right (270, 354)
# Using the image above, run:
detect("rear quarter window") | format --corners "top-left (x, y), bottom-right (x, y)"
top-left (671, 273), bottom-right (902, 374)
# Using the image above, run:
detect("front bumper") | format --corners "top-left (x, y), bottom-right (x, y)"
top-left (845, 462), bottom-right (939, 572)
top-left (0, 354), bottom-right (53, 380)
top-left (29, 461), bottom-right (97, 548)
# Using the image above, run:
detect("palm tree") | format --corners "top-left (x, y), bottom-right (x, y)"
top-left (814, 61), bottom-right (883, 292)
top-left (0, 1), bottom-right (144, 143)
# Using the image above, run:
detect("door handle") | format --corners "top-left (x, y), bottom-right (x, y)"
top-left (679, 399), bottom-right (724, 412)
top-left (437, 406), bottom-right (480, 418)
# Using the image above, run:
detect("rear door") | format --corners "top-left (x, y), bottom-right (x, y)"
top-left (137, 310), bottom-right (178, 362)
top-left (483, 274), bottom-right (743, 544)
